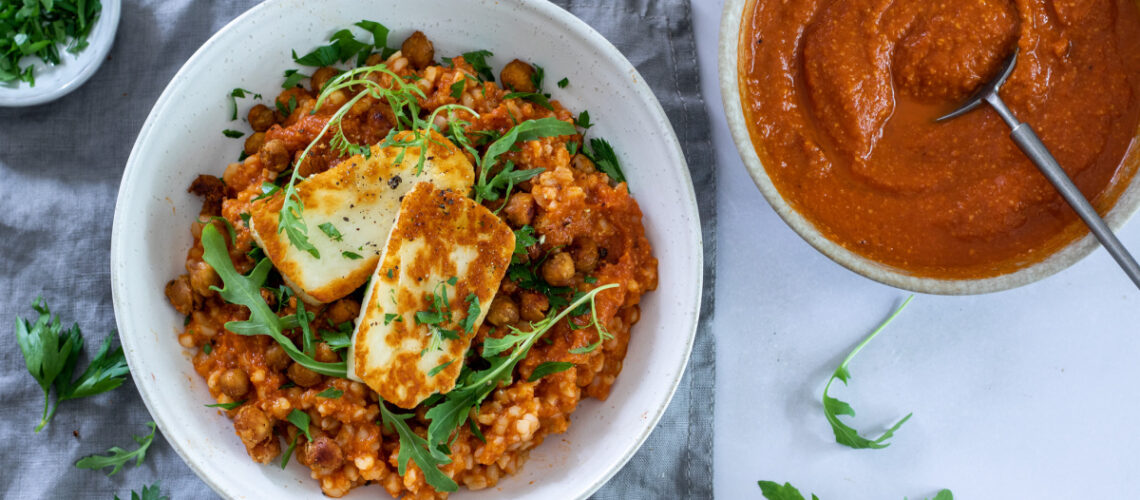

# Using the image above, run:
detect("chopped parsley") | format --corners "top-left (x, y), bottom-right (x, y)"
top-left (460, 49), bottom-right (495, 82)
top-left (317, 387), bottom-right (344, 399)
top-left (0, 0), bottom-right (103, 86)
top-left (205, 400), bottom-right (244, 410)
top-left (557, 77), bottom-right (569, 88)
top-left (222, 129), bottom-right (244, 138)
top-left (342, 251), bottom-right (363, 260)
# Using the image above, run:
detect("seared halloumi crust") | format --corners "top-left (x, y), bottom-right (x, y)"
top-left (348, 182), bottom-right (515, 409)
top-left (249, 130), bottom-right (474, 304)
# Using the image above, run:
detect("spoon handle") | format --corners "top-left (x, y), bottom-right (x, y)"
top-left (1009, 124), bottom-right (1140, 289)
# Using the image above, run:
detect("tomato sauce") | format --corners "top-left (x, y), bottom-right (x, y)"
top-left (739, 0), bottom-right (1140, 278)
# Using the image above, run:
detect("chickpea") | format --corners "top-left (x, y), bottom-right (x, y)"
top-left (219, 368), bottom-right (250, 398)
top-left (519, 292), bottom-right (549, 322)
top-left (303, 436), bottom-right (345, 475)
top-left (542, 252), bottom-right (575, 287)
top-left (247, 104), bottom-right (276, 132)
top-left (325, 299), bottom-right (360, 325)
top-left (243, 132), bottom-right (266, 156)
top-left (188, 260), bottom-right (220, 296)
top-left (503, 192), bottom-right (536, 227)
top-left (501, 59), bottom-right (537, 92)
top-left (233, 406), bottom-right (272, 445)
top-left (165, 275), bottom-right (195, 315)
top-left (315, 342), bottom-right (339, 363)
top-left (266, 344), bottom-right (290, 371)
top-left (486, 297), bottom-right (520, 327)
top-left (310, 66), bottom-right (338, 93)
top-left (401, 31), bottom-right (435, 70)
top-left (364, 53), bottom-right (385, 66)
top-left (259, 139), bottom-right (290, 173)
top-left (287, 362), bottom-right (322, 388)
top-left (571, 237), bottom-right (599, 273)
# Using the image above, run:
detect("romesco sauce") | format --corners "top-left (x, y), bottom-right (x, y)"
top-left (738, 0), bottom-right (1140, 278)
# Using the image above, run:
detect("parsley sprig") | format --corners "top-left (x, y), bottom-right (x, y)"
top-left (823, 296), bottom-right (914, 449)
top-left (15, 298), bottom-right (130, 432)
top-left (199, 223), bottom-right (347, 377)
top-left (114, 482), bottom-right (168, 500)
top-left (757, 481), bottom-right (952, 500)
top-left (76, 421), bottom-right (157, 475)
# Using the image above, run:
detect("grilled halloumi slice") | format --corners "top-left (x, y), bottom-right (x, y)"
top-left (249, 130), bottom-right (474, 304)
top-left (347, 182), bottom-right (515, 409)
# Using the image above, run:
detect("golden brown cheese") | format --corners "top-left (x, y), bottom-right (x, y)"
top-left (249, 130), bottom-right (473, 304)
top-left (347, 182), bottom-right (515, 409)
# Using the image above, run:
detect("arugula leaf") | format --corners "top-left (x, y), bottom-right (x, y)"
top-left (320, 322), bottom-right (353, 352)
top-left (317, 387), bottom-right (343, 399)
top-left (757, 481), bottom-right (818, 500)
top-left (114, 482), bottom-right (169, 500)
top-left (461, 50), bottom-right (495, 82)
top-left (586, 138), bottom-right (627, 185)
top-left (527, 361), bottom-right (574, 382)
top-left (287, 409), bottom-right (312, 441)
top-left (205, 400), bottom-right (244, 410)
top-left (379, 404), bottom-right (458, 492)
top-left (481, 117), bottom-right (576, 173)
top-left (14, 298), bottom-right (129, 432)
top-left (200, 224), bottom-right (346, 377)
top-left (823, 296), bottom-right (914, 449)
top-left (76, 422), bottom-right (156, 476)
top-left (425, 285), bottom-right (617, 459)
top-left (474, 161), bottom-right (544, 204)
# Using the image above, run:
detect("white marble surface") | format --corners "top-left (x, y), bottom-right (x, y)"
top-left (692, 1), bottom-right (1140, 498)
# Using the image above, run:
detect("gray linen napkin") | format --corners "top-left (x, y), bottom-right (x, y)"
top-left (0, 1), bottom-right (716, 498)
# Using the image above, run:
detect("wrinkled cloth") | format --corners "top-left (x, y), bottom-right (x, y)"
top-left (0, 1), bottom-right (715, 498)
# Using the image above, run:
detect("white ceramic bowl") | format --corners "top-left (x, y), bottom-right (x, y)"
top-left (111, 0), bottom-right (702, 498)
top-left (0, 0), bottom-right (120, 107)
top-left (719, 0), bottom-right (1140, 295)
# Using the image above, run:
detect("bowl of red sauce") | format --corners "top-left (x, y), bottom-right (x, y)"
top-left (720, 0), bottom-right (1140, 294)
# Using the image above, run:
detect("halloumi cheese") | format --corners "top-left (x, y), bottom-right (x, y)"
top-left (348, 182), bottom-right (515, 409)
top-left (249, 130), bottom-right (474, 304)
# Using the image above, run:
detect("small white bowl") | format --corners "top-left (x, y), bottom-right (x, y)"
top-left (111, 0), bottom-right (703, 498)
top-left (0, 0), bottom-right (120, 107)
top-left (719, 0), bottom-right (1140, 294)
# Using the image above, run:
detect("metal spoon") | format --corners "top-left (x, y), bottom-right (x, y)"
top-left (937, 48), bottom-right (1140, 289)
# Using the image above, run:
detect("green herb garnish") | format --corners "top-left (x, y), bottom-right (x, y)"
top-left (460, 50), bottom-right (494, 82)
top-left (757, 482), bottom-right (952, 500)
top-left (424, 285), bottom-right (617, 468)
top-left (200, 224), bottom-right (347, 377)
top-left (823, 296), bottom-right (914, 449)
top-left (527, 361), bottom-right (574, 382)
top-left (557, 77), bottom-right (569, 88)
top-left (15, 298), bottom-right (129, 432)
top-left (318, 222), bottom-right (343, 241)
top-left (317, 387), bottom-right (343, 399)
top-left (586, 138), bottom-right (626, 185)
top-left (205, 400), bottom-right (244, 410)
top-left (75, 422), bottom-right (156, 476)
top-left (114, 482), bottom-right (169, 500)
top-left (223, 129), bottom-right (245, 138)
top-left (379, 403), bottom-right (457, 492)
top-left (342, 251), bottom-right (363, 260)
top-left (428, 359), bottom-right (455, 377)
top-left (228, 88), bottom-right (260, 120)
top-left (0, 0), bottom-right (103, 86)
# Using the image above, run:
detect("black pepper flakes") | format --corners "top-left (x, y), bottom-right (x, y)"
top-left (388, 175), bottom-right (402, 189)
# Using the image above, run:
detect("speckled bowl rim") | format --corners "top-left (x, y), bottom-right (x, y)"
top-left (718, 0), bottom-right (1140, 295)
